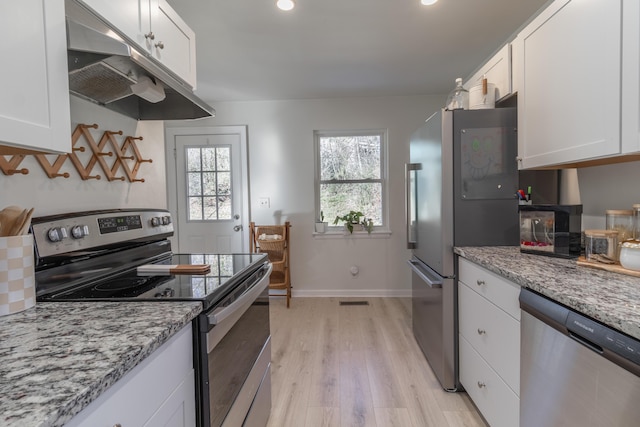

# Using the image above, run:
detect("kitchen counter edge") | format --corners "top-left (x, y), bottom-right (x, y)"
top-left (455, 246), bottom-right (640, 341)
top-left (0, 301), bottom-right (202, 427)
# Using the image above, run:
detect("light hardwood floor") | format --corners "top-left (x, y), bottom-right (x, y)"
top-left (267, 297), bottom-right (488, 427)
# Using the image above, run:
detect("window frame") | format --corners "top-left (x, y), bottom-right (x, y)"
top-left (314, 129), bottom-right (389, 233)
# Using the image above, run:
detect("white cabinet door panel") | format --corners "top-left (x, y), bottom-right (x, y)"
top-left (458, 258), bottom-right (521, 320)
top-left (151, 0), bottom-right (197, 88)
top-left (516, 0), bottom-right (622, 168)
top-left (0, 0), bottom-right (71, 153)
top-left (459, 335), bottom-right (520, 427)
top-left (79, 0), bottom-right (152, 51)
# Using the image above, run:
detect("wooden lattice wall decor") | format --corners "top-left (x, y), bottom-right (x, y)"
top-left (0, 123), bottom-right (152, 182)
top-left (0, 154), bottom-right (28, 176)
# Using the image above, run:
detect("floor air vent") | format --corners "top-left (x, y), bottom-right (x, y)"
top-left (339, 301), bottom-right (369, 306)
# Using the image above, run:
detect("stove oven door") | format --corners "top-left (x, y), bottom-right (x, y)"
top-left (196, 263), bottom-right (272, 427)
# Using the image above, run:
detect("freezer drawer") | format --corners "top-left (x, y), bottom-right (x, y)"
top-left (409, 257), bottom-right (457, 391)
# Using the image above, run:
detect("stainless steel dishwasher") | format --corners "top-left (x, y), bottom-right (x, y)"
top-left (520, 289), bottom-right (640, 427)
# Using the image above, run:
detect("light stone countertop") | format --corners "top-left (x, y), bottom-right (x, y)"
top-left (455, 246), bottom-right (640, 341)
top-left (0, 301), bottom-right (202, 427)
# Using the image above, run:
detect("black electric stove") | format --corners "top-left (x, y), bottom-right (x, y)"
top-left (32, 209), bottom-right (268, 310)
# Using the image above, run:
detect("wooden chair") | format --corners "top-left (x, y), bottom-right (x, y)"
top-left (249, 221), bottom-right (291, 307)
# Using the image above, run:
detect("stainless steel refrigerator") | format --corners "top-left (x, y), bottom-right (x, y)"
top-left (406, 108), bottom-right (519, 391)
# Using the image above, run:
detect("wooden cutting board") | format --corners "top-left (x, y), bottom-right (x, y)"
top-left (137, 264), bottom-right (211, 275)
top-left (576, 256), bottom-right (640, 278)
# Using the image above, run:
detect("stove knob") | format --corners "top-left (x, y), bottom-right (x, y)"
top-left (151, 217), bottom-right (161, 227)
top-left (162, 215), bottom-right (171, 225)
top-left (70, 225), bottom-right (90, 239)
top-left (47, 227), bottom-right (68, 243)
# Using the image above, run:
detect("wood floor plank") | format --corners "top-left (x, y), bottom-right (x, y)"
top-left (339, 350), bottom-right (377, 427)
top-left (304, 407), bottom-right (341, 427)
top-left (373, 407), bottom-right (413, 427)
top-left (267, 297), bottom-right (487, 427)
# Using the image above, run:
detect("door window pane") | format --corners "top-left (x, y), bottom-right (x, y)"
top-left (185, 146), bottom-right (233, 221)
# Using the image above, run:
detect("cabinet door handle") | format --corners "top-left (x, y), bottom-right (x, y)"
top-left (477, 328), bottom-right (486, 335)
top-left (114, 424), bottom-right (122, 427)
top-left (476, 279), bottom-right (485, 286)
top-left (155, 41), bottom-right (165, 50)
top-left (145, 31), bottom-right (155, 40)
top-left (477, 381), bottom-right (486, 388)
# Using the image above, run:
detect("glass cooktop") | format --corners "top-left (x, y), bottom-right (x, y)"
top-left (41, 253), bottom-right (268, 308)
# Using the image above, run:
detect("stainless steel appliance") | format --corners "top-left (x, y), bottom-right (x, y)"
top-left (520, 288), bottom-right (640, 427)
top-left (406, 108), bottom-right (519, 390)
top-left (33, 209), bottom-right (271, 427)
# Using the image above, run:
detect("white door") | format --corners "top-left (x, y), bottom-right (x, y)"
top-left (165, 126), bottom-right (249, 254)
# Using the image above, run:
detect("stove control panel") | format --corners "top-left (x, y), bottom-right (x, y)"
top-left (32, 209), bottom-right (174, 259)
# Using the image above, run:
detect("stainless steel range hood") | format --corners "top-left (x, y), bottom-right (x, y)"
top-left (65, 1), bottom-right (215, 120)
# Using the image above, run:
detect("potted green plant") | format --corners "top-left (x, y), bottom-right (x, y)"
top-left (315, 211), bottom-right (328, 233)
top-left (333, 210), bottom-right (373, 234)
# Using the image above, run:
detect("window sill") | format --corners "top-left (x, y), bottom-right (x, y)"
top-left (312, 230), bottom-right (392, 239)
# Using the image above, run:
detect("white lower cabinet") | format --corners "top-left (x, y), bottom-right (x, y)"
top-left (459, 336), bottom-right (519, 427)
top-left (458, 258), bottom-right (520, 427)
top-left (66, 324), bottom-right (195, 427)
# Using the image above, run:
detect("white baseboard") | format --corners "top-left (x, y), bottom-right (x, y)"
top-left (289, 289), bottom-right (412, 298)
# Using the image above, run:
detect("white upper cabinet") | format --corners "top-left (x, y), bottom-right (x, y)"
top-left (79, 0), bottom-right (197, 88)
top-left (0, 0), bottom-right (71, 153)
top-left (151, 0), bottom-right (197, 89)
top-left (464, 44), bottom-right (512, 102)
top-left (621, 1), bottom-right (640, 154)
top-left (513, 0), bottom-right (624, 169)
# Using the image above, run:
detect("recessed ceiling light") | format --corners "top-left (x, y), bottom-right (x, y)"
top-left (420, 0), bottom-right (438, 5)
top-left (276, 0), bottom-right (295, 11)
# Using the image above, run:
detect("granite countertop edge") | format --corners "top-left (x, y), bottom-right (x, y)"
top-left (455, 246), bottom-right (640, 341)
top-left (0, 301), bottom-right (202, 427)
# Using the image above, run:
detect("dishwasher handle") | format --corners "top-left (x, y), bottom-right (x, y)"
top-left (407, 259), bottom-right (443, 288)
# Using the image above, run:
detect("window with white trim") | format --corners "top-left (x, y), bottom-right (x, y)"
top-left (315, 130), bottom-right (387, 230)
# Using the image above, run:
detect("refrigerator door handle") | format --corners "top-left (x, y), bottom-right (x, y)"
top-left (406, 163), bottom-right (421, 249)
top-left (407, 259), bottom-right (443, 288)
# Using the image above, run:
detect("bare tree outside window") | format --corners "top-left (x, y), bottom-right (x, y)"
top-left (315, 131), bottom-right (386, 229)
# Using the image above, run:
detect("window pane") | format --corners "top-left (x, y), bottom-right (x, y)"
top-left (217, 147), bottom-right (231, 171)
top-left (187, 148), bottom-right (201, 171)
top-left (217, 172), bottom-right (231, 195)
top-left (202, 172), bottom-right (216, 195)
top-left (218, 196), bottom-right (232, 219)
top-left (203, 196), bottom-right (218, 219)
top-left (202, 147), bottom-right (216, 171)
top-left (188, 173), bottom-right (202, 196)
top-left (321, 182), bottom-right (382, 225)
top-left (319, 135), bottom-right (381, 180)
top-left (189, 197), bottom-right (202, 220)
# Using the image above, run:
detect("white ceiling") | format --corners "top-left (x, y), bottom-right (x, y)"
top-left (166, 0), bottom-right (550, 103)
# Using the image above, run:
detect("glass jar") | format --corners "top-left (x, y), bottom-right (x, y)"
top-left (445, 78), bottom-right (469, 110)
top-left (606, 209), bottom-right (634, 241)
top-left (584, 229), bottom-right (618, 263)
top-left (606, 209), bottom-right (633, 260)
top-left (633, 204), bottom-right (640, 240)
top-left (620, 241), bottom-right (640, 271)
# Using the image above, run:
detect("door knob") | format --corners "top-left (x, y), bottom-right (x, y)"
top-left (233, 225), bottom-right (243, 232)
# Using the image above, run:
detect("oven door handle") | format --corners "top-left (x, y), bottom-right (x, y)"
top-left (207, 263), bottom-right (272, 326)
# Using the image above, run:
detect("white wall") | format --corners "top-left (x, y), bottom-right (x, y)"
top-left (577, 161), bottom-right (640, 229)
top-left (0, 97), bottom-right (167, 217)
top-left (166, 95), bottom-right (445, 297)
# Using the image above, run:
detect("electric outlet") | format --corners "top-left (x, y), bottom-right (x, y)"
top-left (259, 197), bottom-right (270, 208)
